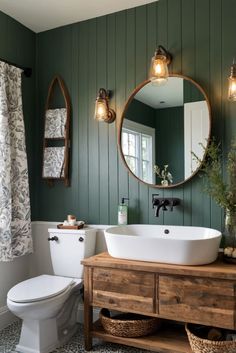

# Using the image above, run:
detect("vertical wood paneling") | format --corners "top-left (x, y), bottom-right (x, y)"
top-left (37, 26), bottom-right (75, 221)
top-left (156, 0), bottom-right (168, 224)
top-left (135, 6), bottom-right (147, 84)
top-left (147, 3), bottom-right (159, 225)
top-left (168, 0), bottom-right (182, 74)
top-left (126, 9), bottom-right (140, 224)
top-left (221, 0), bottom-right (236, 237)
top-left (88, 20), bottom-right (100, 223)
top-left (107, 14), bottom-right (119, 225)
top-left (147, 2), bottom-right (157, 64)
top-left (164, 0), bottom-right (183, 225)
top-left (157, 0), bottom-right (168, 47)
top-left (222, 0), bottom-right (236, 149)
top-left (97, 16), bottom-right (109, 224)
top-left (192, 0), bottom-right (211, 228)
top-left (181, 0), bottom-right (195, 226)
top-left (135, 5), bottom-right (149, 224)
top-left (116, 11), bottom-right (129, 211)
top-left (78, 22), bottom-right (89, 220)
top-left (70, 23), bottom-right (79, 215)
top-left (209, 0), bottom-right (223, 231)
top-left (35, 0), bottom-right (234, 233)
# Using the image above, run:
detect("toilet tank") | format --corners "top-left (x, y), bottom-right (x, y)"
top-left (48, 228), bottom-right (96, 278)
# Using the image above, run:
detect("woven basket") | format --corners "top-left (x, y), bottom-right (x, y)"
top-left (99, 308), bottom-right (161, 338)
top-left (185, 324), bottom-right (236, 353)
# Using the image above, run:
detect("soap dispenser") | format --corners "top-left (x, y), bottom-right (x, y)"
top-left (118, 198), bottom-right (129, 225)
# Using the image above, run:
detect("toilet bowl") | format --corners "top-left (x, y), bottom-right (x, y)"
top-left (7, 228), bottom-right (96, 353)
top-left (8, 275), bottom-right (82, 353)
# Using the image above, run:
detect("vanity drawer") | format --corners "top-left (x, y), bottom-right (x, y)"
top-left (92, 268), bottom-right (155, 314)
top-left (159, 275), bottom-right (235, 329)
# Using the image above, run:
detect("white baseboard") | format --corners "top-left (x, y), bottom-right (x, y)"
top-left (77, 304), bottom-right (100, 324)
top-left (0, 306), bottom-right (16, 330)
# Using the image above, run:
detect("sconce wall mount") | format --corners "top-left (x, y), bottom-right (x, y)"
top-left (94, 88), bottom-right (116, 123)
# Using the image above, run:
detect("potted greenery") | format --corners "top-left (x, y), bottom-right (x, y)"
top-left (194, 139), bottom-right (236, 260)
top-left (154, 164), bottom-right (173, 186)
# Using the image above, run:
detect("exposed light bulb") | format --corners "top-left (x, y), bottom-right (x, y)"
top-left (149, 46), bottom-right (172, 85)
top-left (94, 88), bottom-right (116, 123)
top-left (96, 102), bottom-right (107, 120)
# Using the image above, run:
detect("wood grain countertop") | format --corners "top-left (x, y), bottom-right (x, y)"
top-left (82, 252), bottom-right (236, 280)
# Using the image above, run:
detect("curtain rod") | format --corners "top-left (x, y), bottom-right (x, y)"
top-left (0, 58), bottom-right (32, 77)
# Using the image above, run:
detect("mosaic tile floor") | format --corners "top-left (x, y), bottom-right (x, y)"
top-left (0, 321), bottom-right (149, 353)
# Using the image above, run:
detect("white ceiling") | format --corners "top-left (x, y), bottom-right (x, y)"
top-left (135, 77), bottom-right (184, 109)
top-left (0, 0), bottom-right (157, 33)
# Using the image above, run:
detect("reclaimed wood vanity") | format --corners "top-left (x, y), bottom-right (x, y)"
top-left (82, 252), bottom-right (236, 353)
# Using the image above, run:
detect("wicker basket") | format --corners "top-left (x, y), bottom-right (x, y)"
top-left (185, 323), bottom-right (236, 353)
top-left (99, 308), bottom-right (161, 338)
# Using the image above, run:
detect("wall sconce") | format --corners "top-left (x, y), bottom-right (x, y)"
top-left (149, 45), bottom-right (172, 85)
top-left (228, 59), bottom-right (236, 101)
top-left (94, 88), bottom-right (116, 123)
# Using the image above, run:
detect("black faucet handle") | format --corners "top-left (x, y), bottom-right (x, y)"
top-left (152, 194), bottom-right (159, 208)
top-left (152, 197), bottom-right (180, 217)
top-left (48, 236), bottom-right (58, 241)
top-left (170, 198), bottom-right (181, 211)
top-left (163, 199), bottom-right (169, 211)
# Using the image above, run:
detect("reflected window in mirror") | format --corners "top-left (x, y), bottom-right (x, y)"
top-left (122, 120), bottom-right (155, 184)
top-left (118, 75), bottom-right (211, 188)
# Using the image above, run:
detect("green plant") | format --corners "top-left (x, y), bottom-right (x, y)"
top-left (154, 164), bottom-right (173, 185)
top-left (193, 139), bottom-right (236, 213)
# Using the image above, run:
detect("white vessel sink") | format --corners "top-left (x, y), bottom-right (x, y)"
top-left (104, 225), bottom-right (221, 266)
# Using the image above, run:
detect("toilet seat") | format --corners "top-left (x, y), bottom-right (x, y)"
top-left (7, 275), bottom-right (77, 303)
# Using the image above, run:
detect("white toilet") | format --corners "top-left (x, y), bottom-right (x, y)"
top-left (7, 227), bottom-right (96, 353)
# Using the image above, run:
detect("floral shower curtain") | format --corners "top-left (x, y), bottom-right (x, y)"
top-left (0, 61), bottom-right (33, 261)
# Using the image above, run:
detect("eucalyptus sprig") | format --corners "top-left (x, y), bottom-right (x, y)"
top-left (193, 139), bottom-right (236, 213)
top-left (154, 164), bottom-right (173, 184)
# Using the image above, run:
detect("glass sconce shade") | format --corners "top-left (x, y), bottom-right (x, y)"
top-left (94, 88), bottom-right (116, 123)
top-left (149, 45), bottom-right (172, 85)
top-left (228, 62), bottom-right (236, 101)
top-left (95, 98), bottom-right (109, 121)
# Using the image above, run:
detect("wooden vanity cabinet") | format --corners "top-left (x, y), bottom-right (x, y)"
top-left (92, 268), bottom-right (156, 314)
top-left (82, 253), bottom-right (236, 353)
top-left (159, 275), bottom-right (235, 329)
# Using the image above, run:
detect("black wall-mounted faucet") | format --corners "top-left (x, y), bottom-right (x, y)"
top-left (152, 194), bottom-right (180, 217)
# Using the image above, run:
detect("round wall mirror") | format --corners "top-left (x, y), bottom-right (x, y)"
top-left (118, 74), bottom-right (211, 188)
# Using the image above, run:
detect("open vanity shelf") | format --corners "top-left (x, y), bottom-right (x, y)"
top-left (92, 319), bottom-right (191, 353)
top-left (82, 252), bottom-right (236, 353)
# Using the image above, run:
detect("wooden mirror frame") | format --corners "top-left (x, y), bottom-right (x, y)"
top-left (117, 74), bottom-right (211, 188)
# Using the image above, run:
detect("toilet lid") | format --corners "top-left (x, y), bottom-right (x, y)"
top-left (7, 275), bottom-right (76, 303)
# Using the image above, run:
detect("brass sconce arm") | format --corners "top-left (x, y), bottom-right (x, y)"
top-left (154, 45), bottom-right (172, 65)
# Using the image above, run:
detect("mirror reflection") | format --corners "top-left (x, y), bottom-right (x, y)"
top-left (120, 75), bottom-right (210, 187)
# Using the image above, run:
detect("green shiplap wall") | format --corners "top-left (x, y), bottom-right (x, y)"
top-left (126, 99), bottom-right (156, 128)
top-left (0, 11), bottom-right (36, 218)
top-left (35, 0), bottom-right (236, 231)
top-left (155, 106), bottom-right (184, 184)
